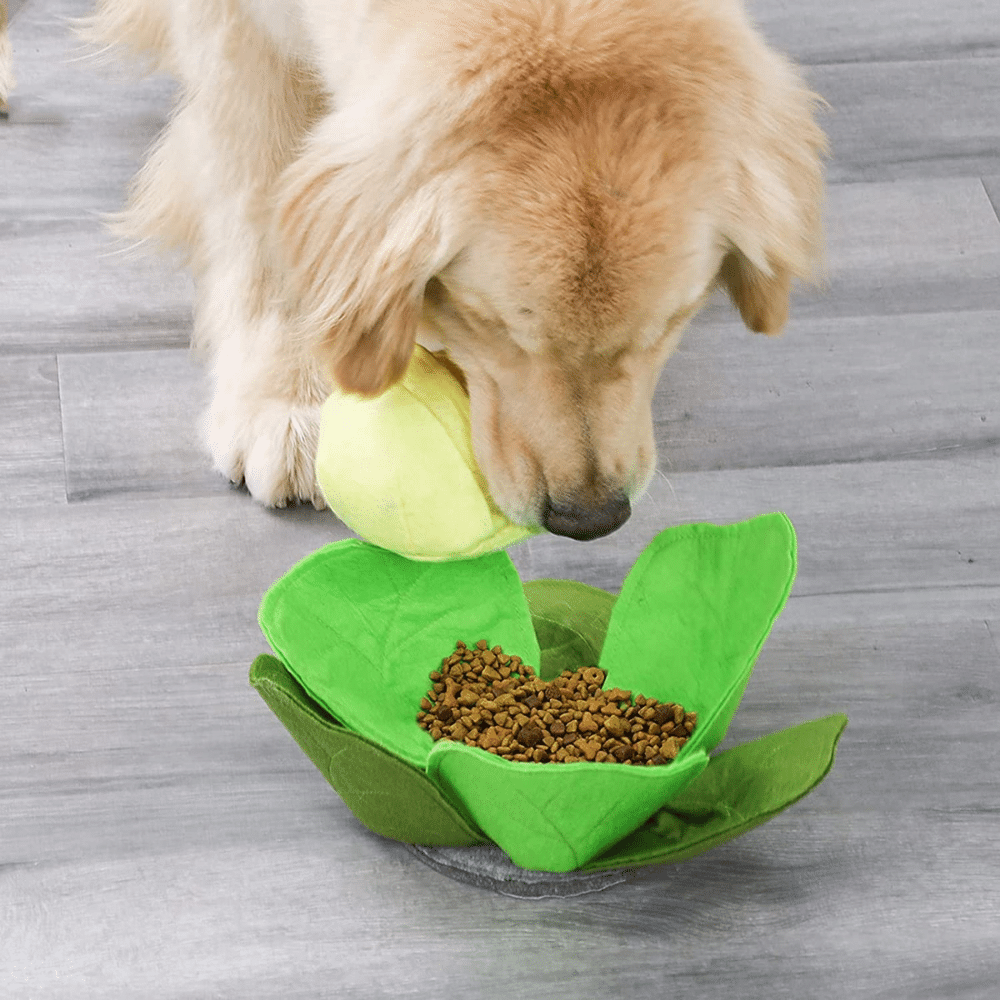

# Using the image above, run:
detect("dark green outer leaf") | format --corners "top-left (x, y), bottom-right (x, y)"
top-left (583, 714), bottom-right (848, 870)
top-left (250, 655), bottom-right (486, 845)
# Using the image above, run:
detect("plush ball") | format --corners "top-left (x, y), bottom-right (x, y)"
top-left (315, 345), bottom-right (541, 562)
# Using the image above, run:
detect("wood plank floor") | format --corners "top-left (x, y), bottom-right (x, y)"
top-left (2, 1), bottom-right (999, 998)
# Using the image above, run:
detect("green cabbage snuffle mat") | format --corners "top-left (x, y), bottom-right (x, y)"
top-left (251, 512), bottom-right (847, 873)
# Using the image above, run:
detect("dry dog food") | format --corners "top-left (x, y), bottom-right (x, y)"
top-left (416, 640), bottom-right (696, 765)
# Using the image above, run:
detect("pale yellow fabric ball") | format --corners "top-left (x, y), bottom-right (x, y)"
top-left (315, 345), bottom-right (540, 561)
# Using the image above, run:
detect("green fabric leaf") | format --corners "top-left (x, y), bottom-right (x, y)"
top-left (600, 513), bottom-right (797, 760)
top-left (582, 714), bottom-right (848, 870)
top-left (250, 654), bottom-right (486, 845)
top-left (426, 736), bottom-right (708, 871)
top-left (521, 578), bottom-right (617, 679)
top-left (258, 540), bottom-right (540, 770)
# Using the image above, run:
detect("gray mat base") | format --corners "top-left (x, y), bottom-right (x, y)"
top-left (403, 843), bottom-right (632, 898)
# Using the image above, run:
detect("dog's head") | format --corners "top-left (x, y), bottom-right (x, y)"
top-left (277, 0), bottom-right (826, 540)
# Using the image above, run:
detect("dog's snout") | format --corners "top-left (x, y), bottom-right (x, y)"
top-left (542, 491), bottom-right (631, 541)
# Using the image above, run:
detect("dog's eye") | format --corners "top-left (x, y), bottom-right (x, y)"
top-left (518, 307), bottom-right (534, 317)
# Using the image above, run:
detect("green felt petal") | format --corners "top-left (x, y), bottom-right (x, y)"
top-left (524, 580), bottom-right (615, 676)
top-left (426, 738), bottom-right (708, 871)
top-left (250, 655), bottom-right (487, 845)
top-left (600, 513), bottom-right (797, 760)
top-left (582, 714), bottom-right (848, 870)
top-left (258, 540), bottom-right (541, 770)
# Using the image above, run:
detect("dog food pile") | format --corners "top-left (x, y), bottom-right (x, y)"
top-left (416, 640), bottom-right (696, 765)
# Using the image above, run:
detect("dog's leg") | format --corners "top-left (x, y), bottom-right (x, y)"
top-left (189, 21), bottom-right (330, 506)
top-left (101, 1), bottom-right (331, 506)
top-left (1, 1), bottom-right (15, 116)
top-left (195, 58), bottom-right (333, 506)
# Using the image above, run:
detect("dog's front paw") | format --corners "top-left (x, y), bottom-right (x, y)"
top-left (203, 398), bottom-right (327, 509)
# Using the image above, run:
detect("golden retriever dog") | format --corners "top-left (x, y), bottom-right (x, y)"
top-left (82, 0), bottom-right (825, 541)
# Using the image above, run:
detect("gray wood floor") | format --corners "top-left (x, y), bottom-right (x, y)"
top-left (2, 1), bottom-right (999, 997)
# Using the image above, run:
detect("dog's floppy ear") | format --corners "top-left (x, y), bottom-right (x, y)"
top-left (275, 144), bottom-right (464, 397)
top-left (718, 55), bottom-right (828, 336)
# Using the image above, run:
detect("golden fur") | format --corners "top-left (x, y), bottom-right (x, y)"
top-left (1, 1), bottom-right (14, 114)
top-left (81, 0), bottom-right (826, 538)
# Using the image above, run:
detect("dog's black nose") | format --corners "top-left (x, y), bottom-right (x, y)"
top-left (542, 491), bottom-right (631, 541)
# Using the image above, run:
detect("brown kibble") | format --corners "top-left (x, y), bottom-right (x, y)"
top-left (419, 641), bottom-right (693, 766)
top-left (479, 727), bottom-right (502, 750)
top-left (518, 723), bottom-right (544, 747)
top-left (606, 688), bottom-right (632, 703)
top-left (651, 704), bottom-right (674, 726)
top-left (604, 715), bottom-right (628, 738)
